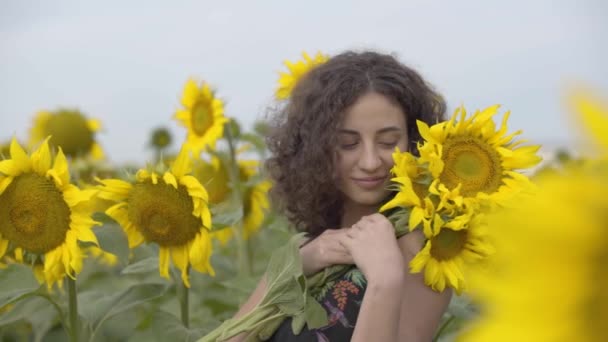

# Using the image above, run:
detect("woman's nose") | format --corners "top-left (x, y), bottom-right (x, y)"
top-left (358, 145), bottom-right (382, 172)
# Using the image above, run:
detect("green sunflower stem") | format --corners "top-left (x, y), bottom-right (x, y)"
top-left (224, 122), bottom-right (251, 277)
top-left (179, 267), bottom-right (190, 328)
top-left (67, 277), bottom-right (79, 342)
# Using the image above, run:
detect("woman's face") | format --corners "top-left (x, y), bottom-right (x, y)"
top-left (334, 92), bottom-right (409, 207)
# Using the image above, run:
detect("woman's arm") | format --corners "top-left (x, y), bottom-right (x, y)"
top-left (225, 275), bottom-right (268, 342)
top-left (351, 271), bottom-right (407, 342)
top-left (343, 215), bottom-right (451, 342)
top-left (397, 230), bottom-right (452, 341)
top-left (340, 214), bottom-right (408, 342)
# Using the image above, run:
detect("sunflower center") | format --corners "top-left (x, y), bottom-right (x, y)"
top-left (430, 228), bottom-right (467, 260)
top-left (127, 181), bottom-right (201, 246)
top-left (439, 135), bottom-right (503, 197)
top-left (191, 101), bottom-right (214, 136)
top-left (46, 111), bottom-right (95, 158)
top-left (0, 173), bottom-right (71, 254)
top-left (151, 128), bottom-right (172, 149)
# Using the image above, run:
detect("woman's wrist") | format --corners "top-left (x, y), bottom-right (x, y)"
top-left (365, 266), bottom-right (406, 287)
top-left (299, 242), bottom-right (322, 276)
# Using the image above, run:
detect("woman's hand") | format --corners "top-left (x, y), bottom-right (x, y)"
top-left (339, 214), bottom-right (406, 284)
top-left (299, 228), bottom-right (354, 276)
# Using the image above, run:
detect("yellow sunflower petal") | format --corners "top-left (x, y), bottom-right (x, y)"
top-left (47, 148), bottom-right (69, 188)
top-left (158, 247), bottom-right (170, 279)
top-left (86, 119), bottom-right (102, 132)
top-left (96, 178), bottom-right (133, 201)
top-left (171, 146), bottom-right (191, 179)
top-left (163, 172), bottom-right (178, 189)
top-left (90, 143), bottom-right (105, 160)
top-left (181, 79), bottom-right (199, 108)
top-left (0, 238), bottom-right (8, 258)
top-left (31, 137), bottom-right (52, 174)
top-left (571, 91), bottom-right (608, 152)
top-left (171, 245), bottom-right (190, 288)
top-left (9, 139), bottom-right (32, 173)
top-left (0, 176), bottom-right (13, 194)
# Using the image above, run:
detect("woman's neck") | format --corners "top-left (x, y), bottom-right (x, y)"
top-left (340, 201), bottom-right (379, 228)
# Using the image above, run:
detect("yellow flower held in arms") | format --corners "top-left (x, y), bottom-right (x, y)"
top-left (0, 138), bottom-right (99, 288)
top-left (174, 79), bottom-right (228, 155)
top-left (410, 213), bottom-right (492, 294)
top-left (461, 91), bottom-right (608, 342)
top-left (417, 105), bottom-right (541, 209)
top-left (381, 104), bottom-right (539, 294)
top-left (97, 145), bottom-right (214, 287)
top-left (275, 51), bottom-right (329, 100)
top-left (30, 109), bottom-right (105, 160)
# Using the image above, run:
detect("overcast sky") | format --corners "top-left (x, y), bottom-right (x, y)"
top-left (1, 0), bottom-right (606, 163)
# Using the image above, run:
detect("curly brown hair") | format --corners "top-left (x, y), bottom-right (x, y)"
top-left (265, 50), bottom-right (446, 236)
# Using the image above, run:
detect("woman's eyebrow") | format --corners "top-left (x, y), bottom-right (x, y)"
top-left (338, 129), bottom-right (359, 135)
top-left (376, 126), bottom-right (402, 134)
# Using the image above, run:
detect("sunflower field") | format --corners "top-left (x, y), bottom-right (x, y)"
top-left (1, 52), bottom-right (607, 342)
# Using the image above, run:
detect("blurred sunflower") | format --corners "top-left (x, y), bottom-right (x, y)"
top-left (239, 161), bottom-right (272, 240)
top-left (461, 91), bottom-right (608, 341)
top-left (0, 138), bottom-right (99, 288)
top-left (193, 157), bottom-right (230, 205)
top-left (97, 145), bottom-right (214, 287)
top-left (30, 109), bottom-right (104, 160)
top-left (174, 79), bottom-right (228, 155)
top-left (193, 157), bottom-right (271, 245)
top-left (275, 51), bottom-right (329, 100)
top-left (417, 105), bottom-right (541, 209)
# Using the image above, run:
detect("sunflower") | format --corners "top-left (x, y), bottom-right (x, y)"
top-left (192, 156), bottom-right (230, 205)
top-left (417, 105), bottom-right (541, 209)
top-left (193, 158), bottom-right (271, 245)
top-left (410, 211), bottom-right (491, 294)
top-left (174, 79), bottom-right (228, 155)
top-left (0, 138), bottom-right (99, 288)
top-left (460, 91), bottom-right (608, 341)
top-left (97, 145), bottom-right (214, 287)
top-left (239, 160), bottom-right (272, 240)
top-left (29, 109), bottom-right (104, 160)
top-left (275, 51), bottom-right (329, 100)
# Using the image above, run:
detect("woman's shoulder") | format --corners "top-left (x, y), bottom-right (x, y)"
top-left (397, 229), bottom-right (425, 260)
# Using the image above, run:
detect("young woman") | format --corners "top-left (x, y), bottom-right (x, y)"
top-left (231, 51), bottom-right (451, 341)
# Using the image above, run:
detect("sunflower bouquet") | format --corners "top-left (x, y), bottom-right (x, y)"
top-left (380, 105), bottom-right (542, 294)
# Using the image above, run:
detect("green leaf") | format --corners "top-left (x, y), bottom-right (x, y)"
top-left (94, 223), bottom-right (130, 266)
top-left (130, 310), bottom-right (208, 342)
top-left (0, 296), bottom-right (63, 341)
top-left (210, 202), bottom-right (243, 229)
top-left (121, 257), bottom-right (159, 275)
top-left (81, 283), bottom-right (167, 339)
top-left (239, 133), bottom-right (266, 153)
top-left (0, 264), bottom-right (40, 308)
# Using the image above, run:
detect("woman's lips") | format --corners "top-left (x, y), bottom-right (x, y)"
top-left (352, 176), bottom-right (387, 189)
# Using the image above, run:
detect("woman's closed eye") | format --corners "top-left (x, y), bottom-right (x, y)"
top-left (339, 142), bottom-right (359, 150)
top-left (379, 141), bottom-right (399, 148)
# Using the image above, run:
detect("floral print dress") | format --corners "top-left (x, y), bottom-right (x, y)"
top-left (269, 267), bottom-right (367, 341)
